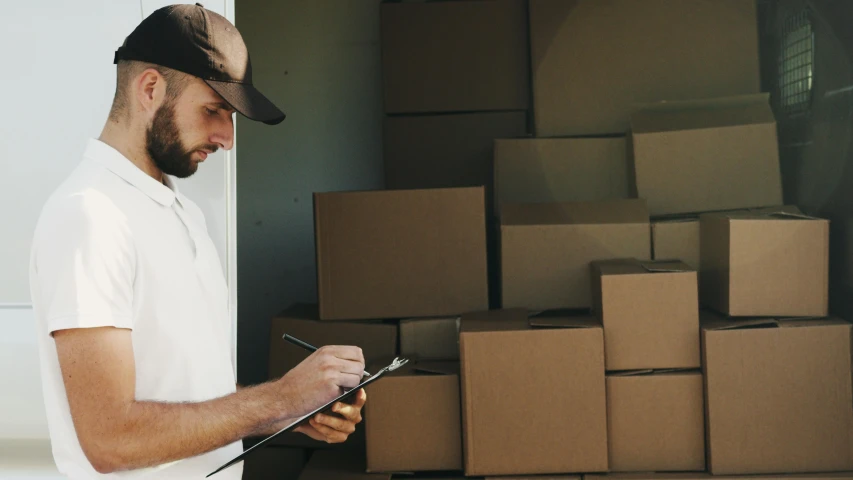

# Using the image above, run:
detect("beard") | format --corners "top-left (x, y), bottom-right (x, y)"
top-left (146, 101), bottom-right (218, 179)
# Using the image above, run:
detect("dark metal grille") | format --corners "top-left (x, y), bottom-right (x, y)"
top-left (777, 9), bottom-right (814, 116)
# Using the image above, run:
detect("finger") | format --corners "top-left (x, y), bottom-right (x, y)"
top-left (313, 412), bottom-right (356, 434)
top-left (331, 401), bottom-right (363, 423)
top-left (309, 418), bottom-right (348, 443)
top-left (338, 371), bottom-right (363, 389)
top-left (337, 358), bottom-right (365, 377)
top-left (293, 424), bottom-right (326, 442)
top-left (352, 388), bottom-right (367, 408)
top-left (324, 345), bottom-right (365, 364)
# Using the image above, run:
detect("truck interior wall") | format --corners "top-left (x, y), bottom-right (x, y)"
top-left (234, 1), bottom-right (384, 385)
top-left (761, 0), bottom-right (853, 319)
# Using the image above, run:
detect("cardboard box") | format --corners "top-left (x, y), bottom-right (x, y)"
top-left (242, 447), bottom-right (309, 480)
top-left (315, 187), bottom-right (488, 320)
top-left (500, 199), bottom-right (651, 310)
top-left (384, 112), bottom-right (528, 215)
top-left (380, 0), bottom-right (529, 113)
top-left (364, 361), bottom-right (462, 472)
top-left (529, 0), bottom-right (759, 136)
top-left (298, 450), bottom-right (390, 480)
top-left (700, 208), bottom-right (829, 317)
top-left (631, 94), bottom-right (782, 216)
top-left (459, 309), bottom-right (608, 475)
top-left (652, 218), bottom-right (700, 270)
top-left (606, 370), bottom-right (705, 472)
top-left (702, 312), bottom-right (853, 474)
top-left (585, 474), bottom-right (853, 480)
top-left (494, 137), bottom-right (630, 213)
top-left (591, 259), bottom-right (699, 370)
top-left (267, 304), bottom-right (397, 449)
top-left (399, 317), bottom-right (460, 361)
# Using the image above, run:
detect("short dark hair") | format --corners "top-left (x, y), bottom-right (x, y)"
top-left (108, 60), bottom-right (190, 122)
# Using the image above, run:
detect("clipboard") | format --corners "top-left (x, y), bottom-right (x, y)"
top-left (207, 357), bottom-right (409, 478)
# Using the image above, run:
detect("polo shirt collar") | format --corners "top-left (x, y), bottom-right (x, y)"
top-left (84, 138), bottom-right (177, 207)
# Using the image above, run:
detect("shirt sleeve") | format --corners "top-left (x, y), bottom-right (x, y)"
top-left (32, 192), bottom-right (136, 334)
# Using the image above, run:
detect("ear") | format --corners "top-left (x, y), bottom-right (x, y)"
top-left (134, 68), bottom-right (166, 117)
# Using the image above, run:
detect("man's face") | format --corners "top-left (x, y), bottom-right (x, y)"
top-left (146, 79), bottom-right (235, 179)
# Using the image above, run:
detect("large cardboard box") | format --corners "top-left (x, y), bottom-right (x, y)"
top-left (606, 371), bottom-right (705, 472)
top-left (493, 137), bottom-right (630, 213)
top-left (529, 0), bottom-right (759, 136)
top-left (384, 112), bottom-right (528, 215)
top-left (381, 0), bottom-right (529, 114)
top-left (500, 199), bottom-right (651, 310)
top-left (298, 450), bottom-right (391, 480)
top-left (315, 187), bottom-right (488, 320)
top-left (242, 447), bottom-right (309, 480)
top-left (460, 309), bottom-right (608, 475)
top-left (652, 219), bottom-right (700, 270)
top-left (364, 361), bottom-right (462, 472)
top-left (700, 208), bottom-right (829, 317)
top-left (399, 317), bottom-right (460, 361)
top-left (267, 304), bottom-right (397, 449)
top-left (631, 94), bottom-right (782, 216)
top-left (591, 259), bottom-right (699, 370)
top-left (702, 312), bottom-right (853, 474)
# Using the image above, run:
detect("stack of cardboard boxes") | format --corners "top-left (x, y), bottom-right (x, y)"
top-left (251, 1), bottom-right (853, 479)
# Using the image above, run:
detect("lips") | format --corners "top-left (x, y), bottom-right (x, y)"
top-left (197, 150), bottom-right (208, 161)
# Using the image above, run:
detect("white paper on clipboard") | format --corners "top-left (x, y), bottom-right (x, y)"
top-left (207, 357), bottom-right (409, 478)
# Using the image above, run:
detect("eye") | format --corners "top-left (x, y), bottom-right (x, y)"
top-left (204, 107), bottom-right (218, 116)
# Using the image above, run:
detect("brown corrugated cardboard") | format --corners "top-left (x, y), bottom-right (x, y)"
top-left (702, 311), bottom-right (853, 474)
top-left (383, 112), bottom-right (528, 216)
top-left (242, 447), bottom-right (309, 480)
top-left (500, 199), bottom-right (651, 310)
top-left (267, 304), bottom-right (397, 449)
top-left (493, 137), bottom-right (630, 212)
top-left (631, 94), bottom-right (782, 216)
top-left (529, 0), bottom-right (759, 136)
top-left (585, 474), bottom-right (853, 480)
top-left (700, 208), bottom-right (829, 316)
top-left (298, 450), bottom-right (391, 480)
top-left (315, 187), bottom-right (488, 320)
top-left (652, 218), bottom-right (700, 269)
top-left (381, 0), bottom-right (529, 113)
top-left (489, 477), bottom-right (580, 480)
top-left (399, 317), bottom-right (460, 361)
top-left (364, 361), bottom-right (462, 473)
top-left (606, 370), bottom-right (705, 472)
top-left (459, 309), bottom-right (608, 475)
top-left (591, 259), bottom-right (699, 370)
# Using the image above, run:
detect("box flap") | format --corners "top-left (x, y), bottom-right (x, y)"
top-left (777, 317), bottom-right (851, 328)
top-left (592, 258), bottom-right (693, 275)
top-left (608, 368), bottom-right (697, 377)
top-left (639, 259), bottom-right (694, 273)
top-left (528, 310), bottom-right (600, 329)
top-left (460, 308), bottom-right (529, 333)
top-left (703, 205), bottom-right (822, 222)
top-left (501, 199), bottom-right (648, 226)
top-left (413, 361), bottom-right (460, 376)
top-left (700, 310), bottom-right (779, 331)
top-left (632, 93), bottom-right (774, 134)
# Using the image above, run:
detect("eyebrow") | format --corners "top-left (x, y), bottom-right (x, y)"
top-left (210, 102), bottom-right (236, 114)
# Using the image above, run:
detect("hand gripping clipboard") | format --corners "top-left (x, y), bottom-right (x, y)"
top-left (207, 357), bottom-right (409, 478)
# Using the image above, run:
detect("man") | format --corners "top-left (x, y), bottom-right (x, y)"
top-left (29, 4), bottom-right (366, 479)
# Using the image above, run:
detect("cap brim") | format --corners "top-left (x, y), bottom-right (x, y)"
top-left (205, 80), bottom-right (285, 125)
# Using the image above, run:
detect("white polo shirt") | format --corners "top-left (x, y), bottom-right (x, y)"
top-left (29, 139), bottom-right (242, 479)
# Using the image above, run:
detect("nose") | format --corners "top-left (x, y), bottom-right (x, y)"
top-left (210, 115), bottom-right (235, 151)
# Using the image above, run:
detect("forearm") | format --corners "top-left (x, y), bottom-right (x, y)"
top-left (96, 381), bottom-right (290, 472)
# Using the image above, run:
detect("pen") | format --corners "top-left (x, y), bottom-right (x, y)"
top-left (282, 333), bottom-right (372, 377)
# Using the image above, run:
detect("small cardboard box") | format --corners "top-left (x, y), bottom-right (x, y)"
top-left (242, 447), bottom-right (309, 480)
top-left (298, 450), bottom-right (390, 480)
top-left (700, 208), bottom-right (829, 317)
top-left (631, 94), bottom-right (782, 216)
top-left (652, 218), bottom-right (700, 270)
top-left (364, 361), bottom-right (462, 473)
top-left (702, 312), bottom-right (853, 474)
top-left (314, 187), bottom-right (488, 320)
top-left (529, 0), bottom-right (759, 136)
top-left (591, 259), bottom-right (699, 370)
top-left (384, 112), bottom-right (528, 216)
top-left (267, 304), bottom-right (397, 449)
top-left (606, 370), bottom-right (705, 472)
top-left (500, 199), bottom-right (651, 310)
top-left (493, 137), bottom-right (629, 213)
top-left (459, 309), bottom-right (608, 475)
top-left (399, 317), bottom-right (460, 361)
top-left (380, 0), bottom-right (529, 114)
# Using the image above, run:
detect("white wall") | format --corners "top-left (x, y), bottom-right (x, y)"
top-left (0, 0), bottom-right (235, 442)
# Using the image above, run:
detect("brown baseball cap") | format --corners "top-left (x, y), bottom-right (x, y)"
top-left (114, 3), bottom-right (285, 125)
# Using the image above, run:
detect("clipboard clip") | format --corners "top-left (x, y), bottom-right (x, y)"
top-left (387, 356), bottom-right (409, 372)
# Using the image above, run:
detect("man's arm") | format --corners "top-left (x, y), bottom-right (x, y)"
top-left (54, 326), bottom-right (364, 474)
